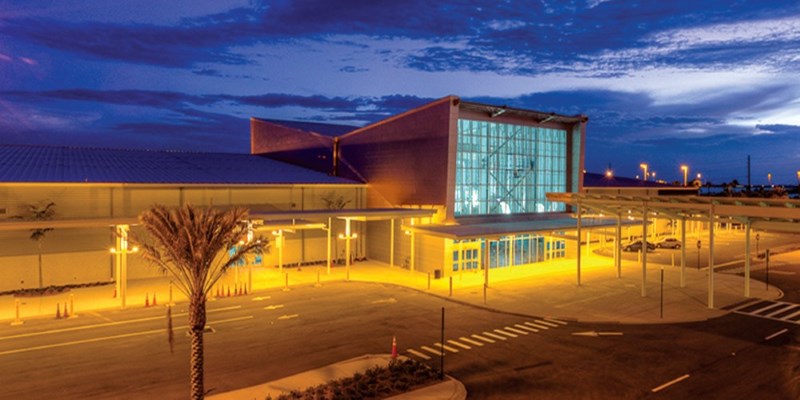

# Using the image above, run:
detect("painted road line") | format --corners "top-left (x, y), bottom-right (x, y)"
top-left (751, 302), bottom-right (785, 316)
top-left (504, 326), bottom-right (529, 335)
top-left (765, 328), bottom-right (789, 341)
top-left (765, 305), bottom-right (799, 318)
top-left (651, 374), bottom-right (690, 393)
top-left (525, 322), bottom-right (550, 330)
top-left (277, 314), bottom-right (299, 320)
top-left (0, 315), bottom-right (253, 357)
top-left (0, 305), bottom-right (244, 341)
top-left (421, 345), bottom-right (443, 356)
top-left (473, 334), bottom-right (496, 343)
top-left (544, 318), bottom-right (568, 325)
top-left (447, 339), bottom-right (471, 350)
top-left (86, 311), bottom-right (114, 323)
top-left (482, 331), bottom-right (507, 341)
top-left (252, 296), bottom-right (272, 301)
top-left (515, 324), bottom-right (539, 333)
top-left (534, 319), bottom-right (559, 328)
top-left (494, 329), bottom-right (518, 338)
top-left (783, 309), bottom-right (800, 321)
top-left (263, 304), bottom-right (285, 310)
top-left (459, 337), bottom-right (484, 347)
top-left (406, 349), bottom-right (431, 360)
top-left (433, 342), bottom-right (459, 353)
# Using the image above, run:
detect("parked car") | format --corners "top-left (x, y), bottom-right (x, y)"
top-left (655, 237), bottom-right (682, 249)
top-left (623, 240), bottom-right (656, 252)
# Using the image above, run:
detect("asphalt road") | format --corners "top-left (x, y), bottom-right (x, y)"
top-left (1, 280), bottom-right (799, 399)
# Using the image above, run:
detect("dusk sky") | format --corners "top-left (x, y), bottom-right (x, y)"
top-left (1, 1), bottom-right (799, 185)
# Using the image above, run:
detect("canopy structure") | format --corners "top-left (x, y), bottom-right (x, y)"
top-left (547, 192), bottom-right (800, 308)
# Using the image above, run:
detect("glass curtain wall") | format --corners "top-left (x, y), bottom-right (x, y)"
top-left (455, 119), bottom-right (568, 216)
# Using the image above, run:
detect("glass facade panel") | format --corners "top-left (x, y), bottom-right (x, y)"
top-left (455, 119), bottom-right (568, 216)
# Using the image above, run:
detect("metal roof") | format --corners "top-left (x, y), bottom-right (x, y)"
top-left (0, 144), bottom-right (360, 185)
top-left (459, 100), bottom-right (588, 125)
top-left (548, 192), bottom-right (800, 233)
top-left (403, 214), bottom-right (625, 240)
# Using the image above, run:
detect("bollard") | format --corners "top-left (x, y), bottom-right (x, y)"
top-left (11, 299), bottom-right (23, 326)
top-left (169, 281), bottom-right (174, 305)
top-left (449, 276), bottom-right (453, 297)
top-left (314, 268), bottom-right (322, 287)
top-left (69, 294), bottom-right (76, 318)
top-left (671, 253), bottom-right (675, 268)
top-left (483, 284), bottom-right (487, 305)
top-left (283, 272), bottom-right (290, 292)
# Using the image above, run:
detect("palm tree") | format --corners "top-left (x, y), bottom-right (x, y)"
top-left (133, 204), bottom-right (267, 399)
top-left (22, 202), bottom-right (56, 288)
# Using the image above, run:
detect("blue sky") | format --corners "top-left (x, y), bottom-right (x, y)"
top-left (1, 0), bottom-right (799, 184)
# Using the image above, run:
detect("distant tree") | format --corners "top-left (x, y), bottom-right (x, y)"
top-left (320, 191), bottom-right (351, 210)
top-left (17, 202), bottom-right (56, 288)
top-left (133, 204), bottom-right (267, 400)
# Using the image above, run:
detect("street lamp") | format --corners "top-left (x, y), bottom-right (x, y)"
top-left (652, 171), bottom-right (656, 181)
top-left (767, 173), bottom-right (772, 186)
top-left (338, 218), bottom-right (357, 281)
top-left (680, 165), bottom-right (688, 186)
top-left (110, 224), bottom-right (138, 309)
top-left (605, 169), bottom-right (613, 178)
top-left (640, 163), bottom-right (649, 181)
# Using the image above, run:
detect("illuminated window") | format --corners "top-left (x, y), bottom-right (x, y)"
top-left (455, 119), bottom-right (567, 216)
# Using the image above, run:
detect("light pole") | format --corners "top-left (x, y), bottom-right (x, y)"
top-left (640, 163), bottom-right (649, 181)
top-left (768, 173), bottom-right (772, 186)
top-left (110, 224), bottom-right (138, 309)
top-left (681, 165), bottom-right (688, 186)
top-left (338, 218), bottom-right (357, 281)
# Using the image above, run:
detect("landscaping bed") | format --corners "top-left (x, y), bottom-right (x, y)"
top-left (3, 281), bottom-right (113, 297)
top-left (268, 359), bottom-right (441, 400)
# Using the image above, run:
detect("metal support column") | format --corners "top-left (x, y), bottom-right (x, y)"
top-left (641, 204), bottom-right (648, 297)
top-left (744, 220), bottom-right (751, 298)
top-left (680, 217), bottom-right (686, 288)
top-left (708, 208), bottom-right (715, 309)
top-left (112, 224), bottom-right (132, 309)
top-left (615, 215), bottom-right (622, 278)
top-left (326, 217), bottom-right (332, 275)
top-left (576, 202), bottom-right (582, 286)
top-left (390, 219), bottom-right (395, 268)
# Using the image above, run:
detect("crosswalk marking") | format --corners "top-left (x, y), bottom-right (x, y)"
top-left (406, 349), bottom-right (431, 360)
top-left (525, 322), bottom-right (550, 330)
top-left (421, 345), bottom-right (443, 356)
top-left (483, 331), bottom-right (507, 341)
top-left (734, 300), bottom-right (800, 325)
top-left (505, 326), bottom-right (529, 335)
top-left (434, 342), bottom-right (459, 353)
top-left (473, 334), bottom-right (496, 343)
top-left (459, 336), bottom-right (484, 346)
top-left (494, 329), bottom-right (518, 338)
top-left (766, 305), bottom-right (799, 318)
top-left (535, 319), bottom-right (559, 327)
top-left (751, 302), bottom-right (785, 315)
top-left (544, 318), bottom-right (568, 325)
top-left (515, 324), bottom-right (539, 333)
top-left (448, 339), bottom-right (471, 350)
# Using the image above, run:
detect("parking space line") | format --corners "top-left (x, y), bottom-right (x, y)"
top-left (421, 346), bottom-right (442, 356)
top-left (505, 326), bottom-right (529, 335)
top-left (535, 319), bottom-right (559, 327)
top-left (651, 374), bottom-right (690, 393)
top-left (434, 342), bottom-right (459, 353)
top-left (406, 349), bottom-right (431, 360)
top-left (482, 331), bottom-right (507, 341)
top-left (544, 318), bottom-right (568, 325)
top-left (752, 302), bottom-right (786, 316)
top-left (473, 334), bottom-right (496, 343)
top-left (515, 324), bottom-right (539, 333)
top-left (494, 329), bottom-right (518, 338)
top-left (459, 337), bottom-right (484, 346)
top-left (447, 340), bottom-right (471, 350)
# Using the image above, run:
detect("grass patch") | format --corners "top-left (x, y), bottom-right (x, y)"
top-left (267, 359), bottom-right (441, 400)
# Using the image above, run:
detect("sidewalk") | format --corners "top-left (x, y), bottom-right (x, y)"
top-left (206, 354), bottom-right (466, 400)
top-left (0, 252), bottom-right (785, 324)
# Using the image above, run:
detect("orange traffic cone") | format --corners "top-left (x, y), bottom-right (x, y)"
top-left (391, 336), bottom-right (398, 359)
top-left (227, 286), bottom-right (231, 297)
top-left (216, 286), bottom-right (220, 298)
top-left (145, 293), bottom-right (150, 307)
top-left (56, 303), bottom-right (62, 319)
top-left (113, 287), bottom-right (117, 298)
top-left (243, 284), bottom-right (248, 295)
top-left (63, 303), bottom-right (69, 318)
top-left (152, 293), bottom-right (157, 306)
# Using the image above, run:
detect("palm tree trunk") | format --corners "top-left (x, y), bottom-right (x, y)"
top-left (189, 296), bottom-right (206, 400)
top-left (37, 241), bottom-right (43, 288)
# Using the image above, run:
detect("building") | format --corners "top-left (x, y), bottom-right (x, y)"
top-left (0, 95), bottom-right (607, 293)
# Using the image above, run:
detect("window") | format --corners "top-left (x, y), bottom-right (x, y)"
top-left (455, 119), bottom-right (567, 216)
